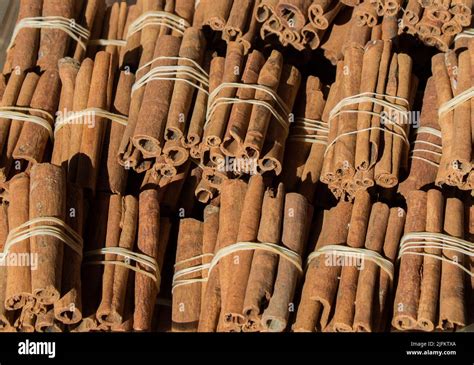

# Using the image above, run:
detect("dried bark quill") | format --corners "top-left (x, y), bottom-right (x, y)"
top-left (0, 0), bottom-right (472, 335)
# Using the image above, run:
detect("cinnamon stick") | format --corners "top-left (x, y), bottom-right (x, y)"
top-left (30, 163), bottom-right (66, 305)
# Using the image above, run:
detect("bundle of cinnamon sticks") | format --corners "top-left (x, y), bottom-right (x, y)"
top-left (294, 191), bottom-right (405, 332)
top-left (0, 163), bottom-right (84, 332)
top-left (400, 0), bottom-right (473, 51)
top-left (173, 177), bottom-right (313, 332)
top-left (431, 43), bottom-right (474, 190)
top-left (321, 39), bottom-right (417, 201)
top-left (189, 45), bottom-right (301, 203)
top-left (3, 0), bottom-right (107, 74)
top-left (0, 0), bottom-right (473, 335)
top-left (393, 189), bottom-right (471, 331)
top-left (253, 0), bottom-right (346, 50)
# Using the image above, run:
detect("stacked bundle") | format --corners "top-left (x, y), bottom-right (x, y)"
top-left (172, 177), bottom-right (313, 332)
top-left (194, 0), bottom-right (260, 54)
top-left (400, 0), bottom-right (473, 51)
top-left (393, 190), bottom-right (472, 331)
top-left (193, 46), bottom-right (301, 202)
top-left (253, 0), bottom-right (345, 50)
top-left (431, 45), bottom-right (474, 190)
top-left (320, 40), bottom-right (417, 200)
top-left (0, 0), bottom-right (472, 334)
top-left (294, 192), bottom-right (404, 332)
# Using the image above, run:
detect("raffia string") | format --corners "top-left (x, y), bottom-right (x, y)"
top-left (88, 39), bottom-right (127, 47)
top-left (1, 217), bottom-right (83, 260)
top-left (454, 28), bottom-right (474, 41)
top-left (414, 126), bottom-right (442, 139)
top-left (132, 56), bottom-right (209, 94)
top-left (204, 82), bottom-right (291, 133)
top-left (7, 16), bottom-right (90, 51)
top-left (324, 125), bottom-right (409, 157)
top-left (54, 107), bottom-right (128, 134)
top-left (399, 232), bottom-right (474, 277)
top-left (0, 106), bottom-right (54, 140)
top-left (84, 247), bottom-right (161, 286)
top-left (171, 253), bottom-right (214, 292)
top-left (325, 92), bottom-right (410, 156)
top-left (329, 92), bottom-right (409, 124)
top-left (171, 241), bottom-right (303, 292)
top-left (409, 127), bottom-right (442, 167)
top-left (438, 86), bottom-right (474, 117)
top-left (288, 117), bottom-right (329, 145)
top-left (126, 11), bottom-right (190, 38)
top-left (210, 241), bottom-right (303, 273)
top-left (306, 244), bottom-right (395, 281)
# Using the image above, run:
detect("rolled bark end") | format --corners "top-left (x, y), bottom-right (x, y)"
top-left (276, 5), bottom-right (306, 31)
top-left (256, 4), bottom-right (273, 23)
top-left (393, 315), bottom-right (417, 331)
top-left (134, 137), bottom-right (161, 157)
top-left (384, 0), bottom-right (399, 16)
top-left (159, 164), bottom-right (176, 178)
top-left (314, 17), bottom-right (328, 30)
top-left (5, 293), bottom-right (30, 311)
top-left (164, 145), bottom-right (189, 166)
top-left (333, 322), bottom-right (353, 332)
top-left (417, 318), bottom-right (435, 332)
top-left (262, 316), bottom-right (286, 332)
top-left (260, 157), bottom-right (281, 175)
top-left (55, 306), bottom-right (82, 325)
top-left (205, 135), bottom-right (222, 148)
top-left (34, 286), bottom-right (60, 305)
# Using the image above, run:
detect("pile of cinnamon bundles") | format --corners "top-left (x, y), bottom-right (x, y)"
top-left (0, 0), bottom-right (472, 333)
top-left (400, 0), bottom-right (473, 51)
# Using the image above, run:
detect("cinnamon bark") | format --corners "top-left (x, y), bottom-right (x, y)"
top-left (97, 70), bottom-right (134, 194)
top-left (392, 190), bottom-right (427, 330)
top-left (332, 190), bottom-right (372, 332)
top-left (131, 35), bottom-right (182, 158)
top-left (165, 27), bottom-right (206, 143)
top-left (222, 175), bottom-right (265, 330)
top-left (374, 206), bottom-right (406, 331)
top-left (259, 63), bottom-right (301, 175)
top-left (242, 182), bottom-right (285, 332)
top-left (198, 204), bottom-right (221, 332)
top-left (214, 178), bottom-right (248, 331)
top-left (13, 69), bottom-right (60, 164)
top-left (172, 218), bottom-right (204, 332)
top-left (30, 163), bottom-right (67, 305)
top-left (37, 0), bottom-right (75, 71)
top-left (439, 195), bottom-right (467, 329)
top-left (75, 51), bottom-right (112, 194)
top-left (96, 195), bottom-right (138, 326)
top-left (7, 0), bottom-right (42, 74)
top-left (4, 173), bottom-right (31, 311)
top-left (352, 202), bottom-right (390, 332)
top-left (74, 0), bottom-right (102, 61)
top-left (221, 50), bottom-right (266, 157)
top-left (199, 0), bottom-right (233, 30)
top-left (283, 76), bottom-right (326, 193)
top-left (0, 202), bottom-right (12, 330)
top-left (53, 183), bottom-right (84, 324)
top-left (399, 77), bottom-right (441, 197)
top-left (242, 50), bottom-right (283, 160)
top-left (416, 189), bottom-right (444, 331)
top-left (51, 58), bottom-right (80, 168)
top-left (293, 200), bottom-right (353, 332)
top-left (133, 189), bottom-right (162, 331)
top-left (204, 42), bottom-right (245, 147)
top-left (261, 193), bottom-right (312, 332)
top-left (67, 58), bottom-right (94, 183)
top-left (0, 72), bottom-right (40, 182)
